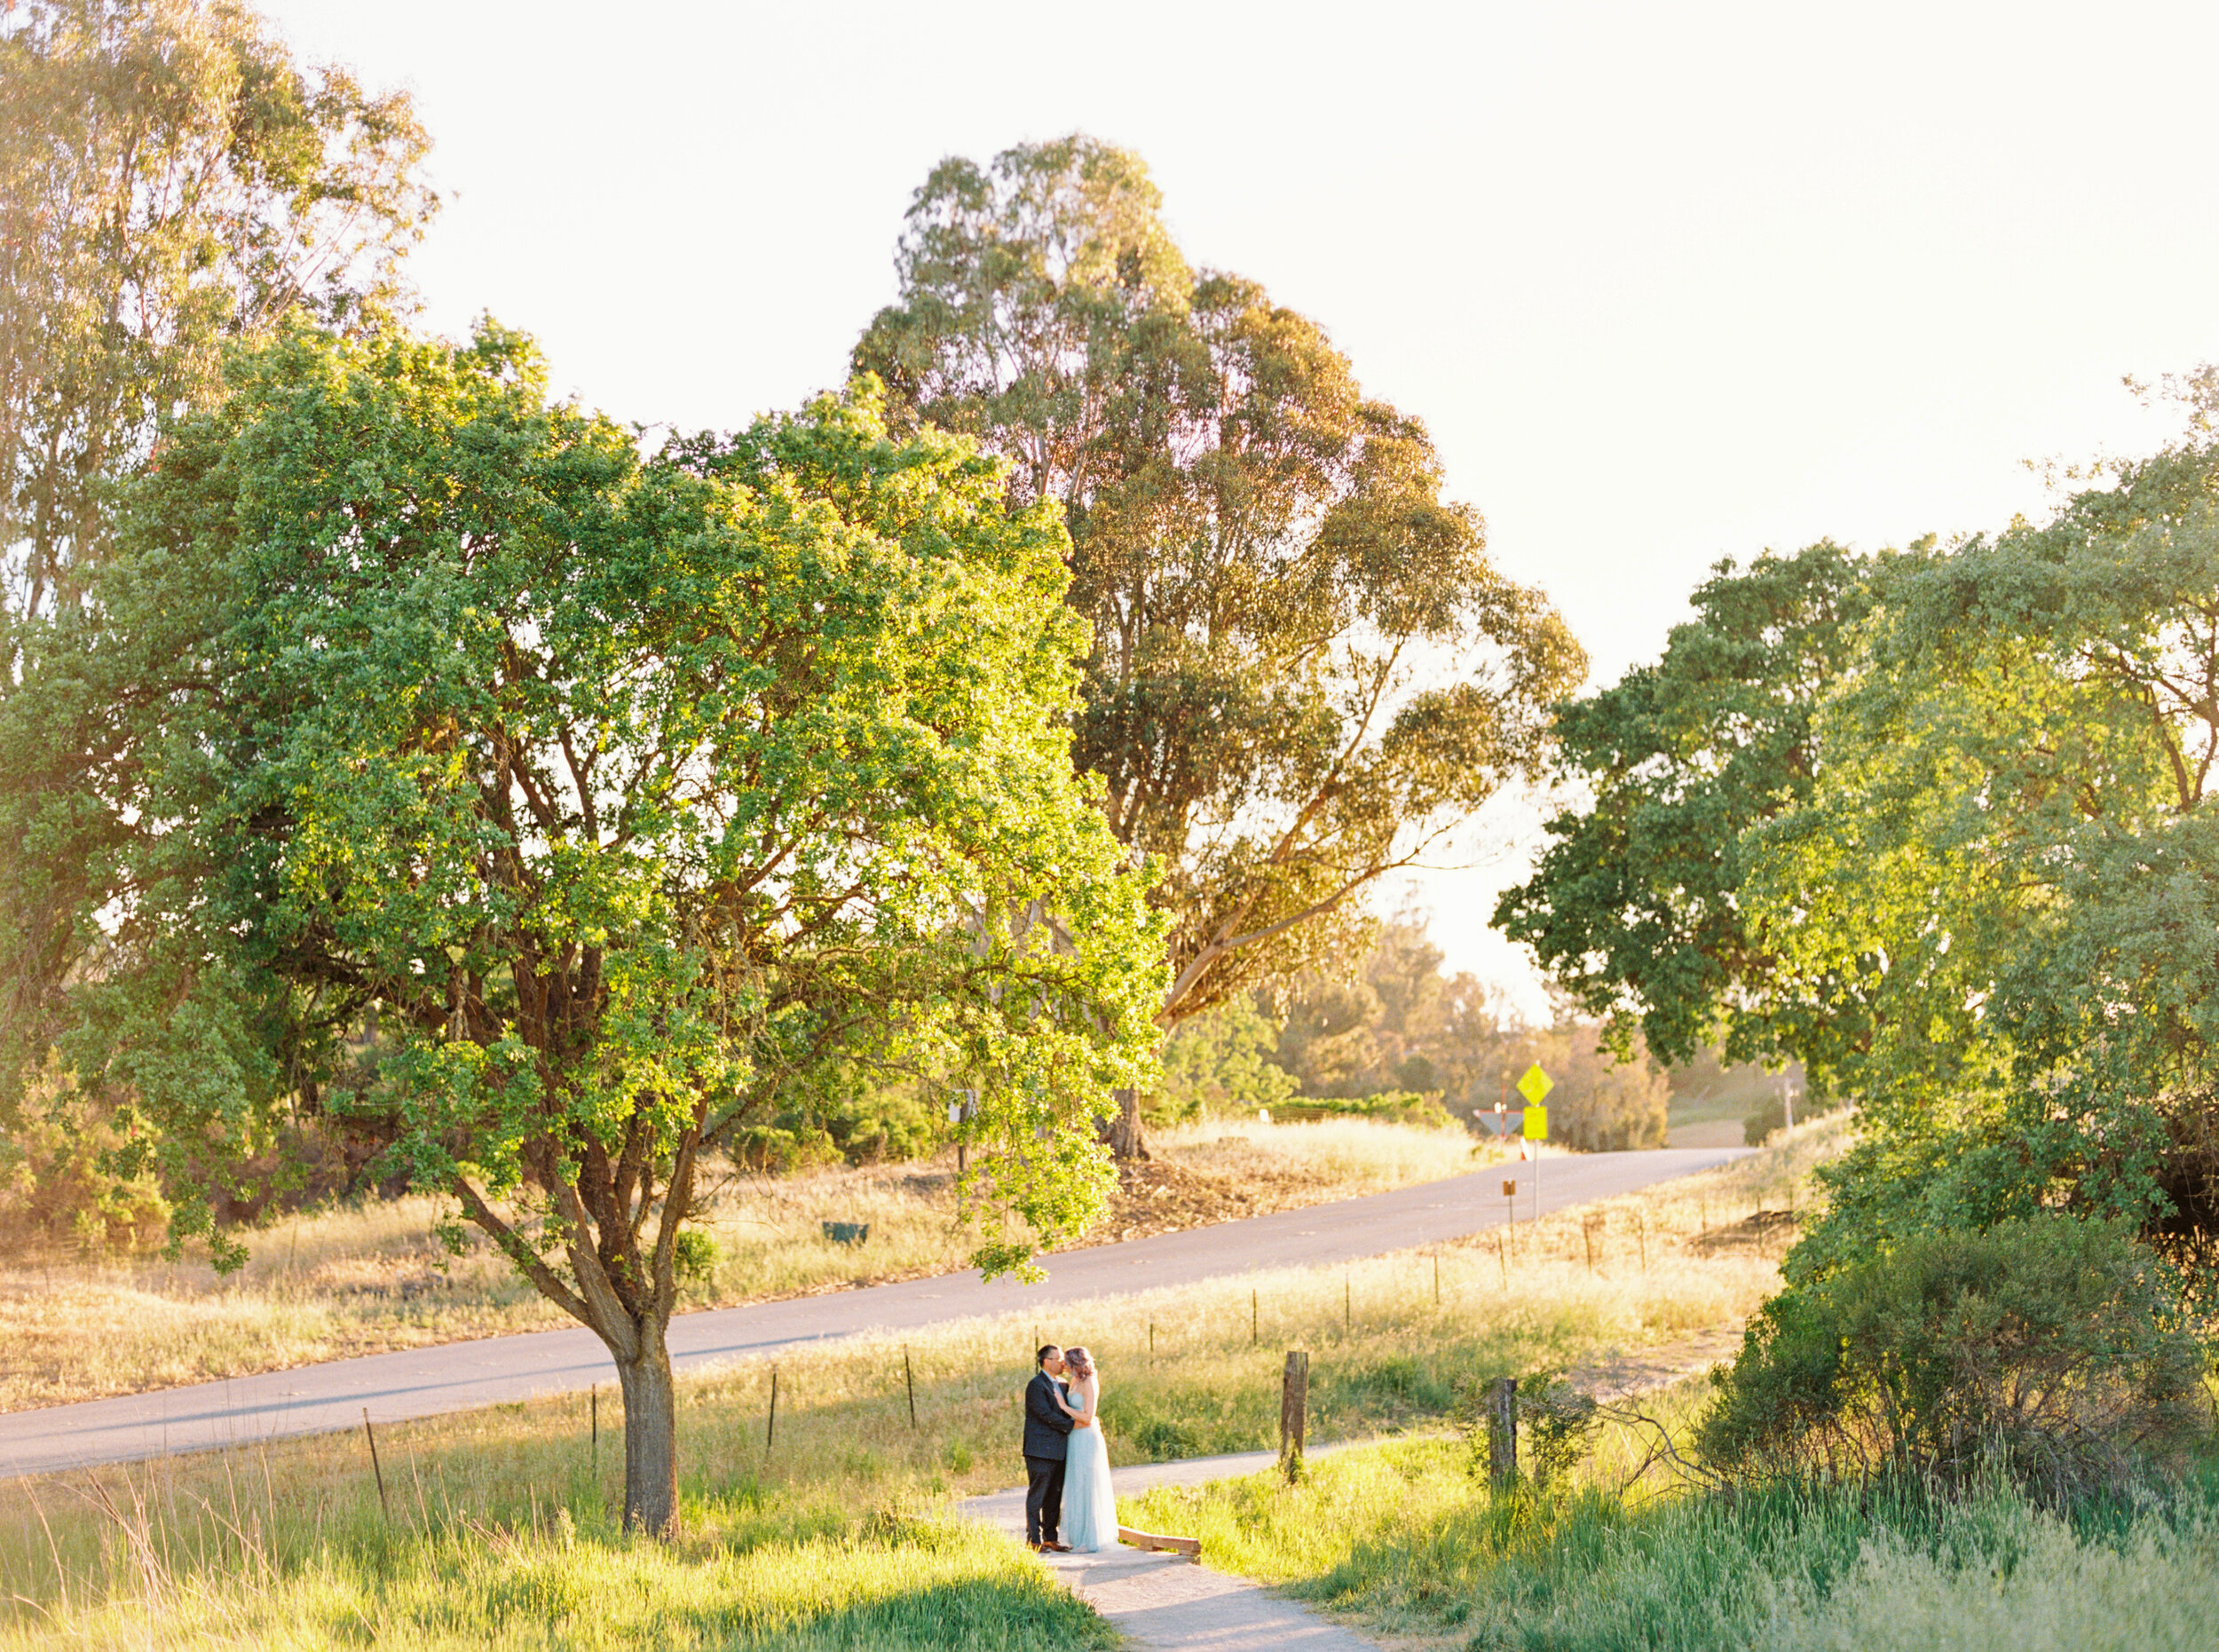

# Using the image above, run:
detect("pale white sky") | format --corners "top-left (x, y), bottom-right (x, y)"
top-left (265, 0), bottom-right (2219, 1013)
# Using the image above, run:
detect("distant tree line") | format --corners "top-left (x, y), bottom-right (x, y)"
top-left (1153, 914), bottom-right (1672, 1151)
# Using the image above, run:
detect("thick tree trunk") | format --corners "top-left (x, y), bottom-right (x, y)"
top-left (612, 1321), bottom-right (681, 1537)
top-left (1106, 1085), bottom-right (1149, 1160)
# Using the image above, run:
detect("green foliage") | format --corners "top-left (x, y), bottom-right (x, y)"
top-left (1452, 1371), bottom-right (1602, 1488)
top-left (1266, 912), bottom-right (1666, 1144)
top-left (858, 137), bottom-right (1584, 1030)
top-left (1700, 1218), bottom-right (2210, 1497)
top-left (0, 1069), bottom-right (168, 1253)
top-left (1501, 419), bottom-right (2219, 1273)
top-left (1518, 1373), bottom-right (1604, 1487)
top-left (671, 1229), bottom-right (718, 1288)
top-left (1743, 1097), bottom-right (1785, 1147)
top-left (1274, 913), bottom-right (1509, 1103)
top-left (0, 319), bottom-right (1165, 1529)
top-left (1269, 1091), bottom-right (1457, 1130)
top-left (730, 1074), bottom-right (944, 1170)
top-left (1735, 435), bottom-right (2219, 1269)
top-left (1125, 1436), bottom-right (2219, 1652)
top-left (1496, 541), bottom-right (1883, 1070)
top-left (0, 0), bottom-right (434, 636)
top-left (1148, 994), bottom-right (1299, 1125)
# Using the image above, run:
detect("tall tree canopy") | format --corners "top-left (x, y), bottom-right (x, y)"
top-left (1500, 415), bottom-right (2219, 1281)
top-left (1495, 541), bottom-right (1886, 1071)
top-left (0, 0), bottom-right (433, 638)
top-left (0, 324), bottom-right (1165, 1534)
top-left (1744, 434), bottom-right (2219, 1276)
top-left (855, 137), bottom-right (1584, 1150)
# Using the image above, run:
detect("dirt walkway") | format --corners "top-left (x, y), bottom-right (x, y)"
top-left (961, 1447), bottom-right (1382, 1651)
top-left (959, 1332), bottom-right (1748, 1650)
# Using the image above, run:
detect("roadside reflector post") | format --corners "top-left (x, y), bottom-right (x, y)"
top-left (1518, 1064), bottom-right (1552, 1225)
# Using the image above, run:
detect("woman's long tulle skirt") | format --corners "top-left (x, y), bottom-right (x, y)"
top-left (1060, 1424), bottom-right (1117, 1553)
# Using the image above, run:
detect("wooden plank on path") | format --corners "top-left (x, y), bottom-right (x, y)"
top-left (1117, 1524), bottom-right (1200, 1559)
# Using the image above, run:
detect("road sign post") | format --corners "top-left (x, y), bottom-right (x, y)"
top-left (1517, 1064), bottom-right (1552, 1222)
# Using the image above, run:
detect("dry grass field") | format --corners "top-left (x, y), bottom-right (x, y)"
top-left (0, 1134), bottom-right (1804, 1648)
top-left (0, 1117), bottom-right (1508, 1411)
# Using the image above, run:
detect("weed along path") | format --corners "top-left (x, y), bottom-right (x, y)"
top-left (964, 1446), bottom-right (1383, 1651)
top-left (1, 1147), bottom-right (1743, 1478)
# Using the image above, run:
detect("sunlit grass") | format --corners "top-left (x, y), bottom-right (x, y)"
top-left (0, 1142), bottom-right (1804, 1648)
top-left (1126, 1413), bottom-right (2219, 1651)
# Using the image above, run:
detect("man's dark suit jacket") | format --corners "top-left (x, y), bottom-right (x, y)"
top-left (1023, 1371), bottom-right (1073, 1460)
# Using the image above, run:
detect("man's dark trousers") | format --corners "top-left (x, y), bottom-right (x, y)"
top-left (1024, 1453), bottom-right (1067, 1548)
top-left (1023, 1369), bottom-right (1074, 1545)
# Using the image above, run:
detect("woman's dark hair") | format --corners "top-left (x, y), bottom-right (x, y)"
top-left (1063, 1345), bottom-right (1095, 1380)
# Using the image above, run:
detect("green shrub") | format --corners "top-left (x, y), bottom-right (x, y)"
top-left (0, 1078), bottom-right (169, 1254)
top-left (674, 1228), bottom-right (720, 1288)
top-left (1452, 1370), bottom-right (1602, 1487)
top-left (1148, 996), bottom-right (1299, 1126)
top-left (1271, 1090), bottom-right (1457, 1130)
top-left (1699, 1216), bottom-right (2210, 1497)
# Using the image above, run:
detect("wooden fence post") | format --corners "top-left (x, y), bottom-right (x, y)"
top-left (1487, 1376), bottom-right (1518, 1488)
top-left (1279, 1350), bottom-right (1309, 1482)
top-left (361, 1408), bottom-right (390, 1520)
top-left (766, 1366), bottom-right (778, 1455)
top-left (904, 1347), bottom-right (917, 1429)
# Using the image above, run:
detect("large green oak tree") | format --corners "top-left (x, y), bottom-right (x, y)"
top-left (0, 323), bottom-right (1165, 1535)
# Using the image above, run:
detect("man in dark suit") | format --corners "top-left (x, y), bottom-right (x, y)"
top-left (1023, 1344), bottom-right (1074, 1551)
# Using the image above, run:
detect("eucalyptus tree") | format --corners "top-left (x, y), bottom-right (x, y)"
top-left (857, 137), bottom-right (1584, 1152)
top-left (0, 0), bottom-right (433, 640)
top-left (1, 323), bottom-right (1164, 1535)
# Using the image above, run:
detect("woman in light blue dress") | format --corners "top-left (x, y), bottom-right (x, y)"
top-left (1054, 1345), bottom-right (1117, 1552)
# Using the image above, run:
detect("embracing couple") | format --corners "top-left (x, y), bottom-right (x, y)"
top-left (1022, 1343), bottom-right (1117, 1553)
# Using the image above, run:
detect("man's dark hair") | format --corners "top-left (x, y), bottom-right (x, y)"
top-left (1036, 1344), bottom-right (1062, 1367)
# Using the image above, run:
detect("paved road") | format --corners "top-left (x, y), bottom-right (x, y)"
top-left (2, 1146), bottom-right (1743, 1479)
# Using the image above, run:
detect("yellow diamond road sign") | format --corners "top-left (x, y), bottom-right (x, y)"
top-left (1516, 1063), bottom-right (1553, 1106)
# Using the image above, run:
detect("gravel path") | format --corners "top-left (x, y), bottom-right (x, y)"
top-left (0, 1146), bottom-right (1746, 1478)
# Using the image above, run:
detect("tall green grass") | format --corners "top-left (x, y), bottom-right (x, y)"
top-left (11, 1484), bottom-right (1110, 1650)
top-left (1125, 1429), bottom-right (2219, 1651)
